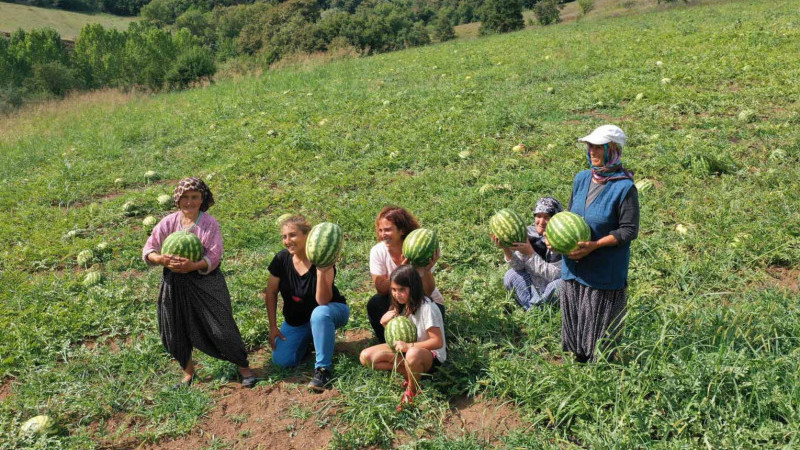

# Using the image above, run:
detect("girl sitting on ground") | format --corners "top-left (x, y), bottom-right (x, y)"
top-left (359, 265), bottom-right (446, 411)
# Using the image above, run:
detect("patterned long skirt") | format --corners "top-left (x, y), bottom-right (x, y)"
top-left (158, 268), bottom-right (249, 369)
top-left (560, 279), bottom-right (627, 363)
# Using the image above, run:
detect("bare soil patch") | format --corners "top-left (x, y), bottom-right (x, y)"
top-left (147, 382), bottom-right (340, 450)
top-left (766, 267), bottom-right (799, 292)
top-left (443, 395), bottom-right (525, 444)
top-left (0, 378), bottom-right (13, 402)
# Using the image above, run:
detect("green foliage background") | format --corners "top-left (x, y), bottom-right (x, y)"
top-left (2, 0), bottom-right (800, 447)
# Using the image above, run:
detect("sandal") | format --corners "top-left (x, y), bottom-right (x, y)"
top-left (396, 388), bottom-right (418, 412)
top-left (173, 374), bottom-right (195, 390)
top-left (241, 376), bottom-right (257, 389)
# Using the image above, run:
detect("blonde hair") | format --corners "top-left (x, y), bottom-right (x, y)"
top-left (280, 215), bottom-right (312, 235)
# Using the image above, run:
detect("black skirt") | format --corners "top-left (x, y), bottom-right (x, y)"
top-left (560, 279), bottom-right (627, 363)
top-left (158, 267), bottom-right (249, 369)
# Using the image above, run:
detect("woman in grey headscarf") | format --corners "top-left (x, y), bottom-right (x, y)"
top-left (492, 197), bottom-right (564, 309)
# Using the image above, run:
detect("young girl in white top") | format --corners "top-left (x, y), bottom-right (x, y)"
top-left (360, 265), bottom-right (446, 411)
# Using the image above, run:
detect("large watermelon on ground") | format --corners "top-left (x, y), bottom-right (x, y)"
top-left (306, 222), bottom-right (343, 268)
top-left (385, 316), bottom-right (417, 348)
top-left (21, 415), bottom-right (57, 435)
top-left (161, 231), bottom-right (203, 261)
top-left (490, 209), bottom-right (527, 247)
top-left (402, 228), bottom-right (439, 267)
top-left (546, 211), bottom-right (591, 254)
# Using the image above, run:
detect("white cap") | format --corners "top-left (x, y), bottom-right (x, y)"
top-left (578, 124), bottom-right (626, 149)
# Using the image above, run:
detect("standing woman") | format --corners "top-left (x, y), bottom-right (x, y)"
top-left (142, 177), bottom-right (256, 388)
top-left (558, 125), bottom-right (639, 363)
top-left (367, 206), bottom-right (444, 343)
top-left (264, 216), bottom-right (350, 391)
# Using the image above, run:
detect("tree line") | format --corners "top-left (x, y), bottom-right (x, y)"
top-left (1, 0), bottom-right (574, 111)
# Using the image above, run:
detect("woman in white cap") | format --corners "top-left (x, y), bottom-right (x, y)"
top-left (555, 125), bottom-right (639, 363)
top-left (492, 197), bottom-right (564, 309)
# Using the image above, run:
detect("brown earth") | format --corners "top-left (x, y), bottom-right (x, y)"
top-left (0, 378), bottom-right (13, 402)
top-left (88, 329), bottom-right (526, 448)
top-left (766, 267), bottom-right (799, 292)
top-left (442, 396), bottom-right (525, 444)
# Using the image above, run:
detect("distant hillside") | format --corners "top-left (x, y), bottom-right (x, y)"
top-left (0, 1), bottom-right (135, 40)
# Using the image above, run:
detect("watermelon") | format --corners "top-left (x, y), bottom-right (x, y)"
top-left (157, 194), bottom-right (173, 207)
top-left (402, 228), bottom-right (439, 267)
top-left (161, 231), bottom-right (203, 261)
top-left (144, 170), bottom-right (159, 181)
top-left (77, 249), bottom-right (94, 268)
top-left (546, 211), bottom-right (591, 254)
top-left (490, 209), bottom-right (527, 247)
top-left (83, 270), bottom-right (103, 287)
top-left (306, 222), bottom-right (343, 268)
top-left (142, 216), bottom-right (157, 230)
top-left (385, 316), bottom-right (417, 348)
top-left (94, 241), bottom-right (110, 254)
top-left (21, 415), bottom-right (57, 435)
top-left (122, 201), bottom-right (138, 217)
top-left (276, 213), bottom-right (293, 227)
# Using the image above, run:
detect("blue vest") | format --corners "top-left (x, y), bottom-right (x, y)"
top-left (561, 170), bottom-right (633, 290)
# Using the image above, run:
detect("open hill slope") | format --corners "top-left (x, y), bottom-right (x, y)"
top-left (2, 0), bottom-right (800, 447)
top-left (0, 1), bottom-right (134, 40)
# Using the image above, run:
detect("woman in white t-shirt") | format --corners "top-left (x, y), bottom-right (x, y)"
top-left (360, 265), bottom-right (446, 411)
top-left (367, 206), bottom-right (444, 343)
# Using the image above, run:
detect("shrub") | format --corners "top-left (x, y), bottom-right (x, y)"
top-left (432, 11), bottom-right (456, 42)
top-left (578, 0), bottom-right (594, 16)
top-left (166, 46), bottom-right (216, 89)
top-left (533, 0), bottom-right (562, 25)
top-left (26, 61), bottom-right (79, 96)
top-left (480, 0), bottom-right (524, 35)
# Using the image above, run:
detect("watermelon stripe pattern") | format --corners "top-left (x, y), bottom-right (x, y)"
top-left (161, 231), bottom-right (204, 261)
top-left (306, 222), bottom-right (343, 268)
top-left (385, 316), bottom-right (417, 348)
top-left (402, 228), bottom-right (439, 267)
top-left (490, 209), bottom-right (527, 247)
top-left (546, 211), bottom-right (591, 254)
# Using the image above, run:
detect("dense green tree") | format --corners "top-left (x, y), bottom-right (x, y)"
top-left (431, 11), bottom-right (456, 42)
top-left (73, 24), bottom-right (126, 87)
top-left (534, 0), bottom-right (562, 25)
top-left (480, 0), bottom-right (524, 35)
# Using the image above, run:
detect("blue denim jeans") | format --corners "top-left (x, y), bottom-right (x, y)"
top-left (272, 302), bottom-right (350, 369)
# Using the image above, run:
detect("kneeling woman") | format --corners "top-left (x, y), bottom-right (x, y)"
top-left (360, 265), bottom-right (446, 410)
top-left (142, 177), bottom-right (255, 388)
top-left (264, 216), bottom-right (350, 391)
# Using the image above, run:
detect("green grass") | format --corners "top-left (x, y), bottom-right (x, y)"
top-left (2, 0), bottom-right (800, 447)
top-left (0, 2), bottom-right (135, 40)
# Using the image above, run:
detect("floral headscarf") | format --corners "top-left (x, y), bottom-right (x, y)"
top-left (587, 143), bottom-right (634, 183)
top-left (173, 177), bottom-right (215, 211)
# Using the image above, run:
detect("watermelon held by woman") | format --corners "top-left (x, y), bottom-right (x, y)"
top-left (385, 316), bottom-right (417, 349)
top-left (489, 209), bottom-right (527, 247)
top-left (402, 228), bottom-right (439, 267)
top-left (161, 231), bottom-right (203, 261)
top-left (306, 222), bottom-right (343, 268)
top-left (546, 211), bottom-right (591, 254)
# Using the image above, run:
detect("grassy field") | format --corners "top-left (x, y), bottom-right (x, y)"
top-left (0, 2), bottom-right (135, 40)
top-left (2, 0), bottom-right (800, 447)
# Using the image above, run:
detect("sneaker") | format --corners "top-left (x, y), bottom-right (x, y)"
top-left (241, 376), bottom-right (257, 389)
top-left (308, 367), bottom-right (331, 392)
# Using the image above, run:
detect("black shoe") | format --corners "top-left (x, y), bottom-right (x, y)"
top-left (241, 376), bottom-right (257, 389)
top-left (308, 368), bottom-right (331, 392)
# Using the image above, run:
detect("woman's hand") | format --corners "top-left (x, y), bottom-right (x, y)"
top-left (490, 234), bottom-right (504, 248)
top-left (422, 248), bottom-right (440, 271)
top-left (568, 241), bottom-right (599, 260)
top-left (269, 326), bottom-right (286, 350)
top-left (166, 256), bottom-right (197, 273)
top-left (393, 341), bottom-right (412, 353)
top-left (511, 240), bottom-right (534, 257)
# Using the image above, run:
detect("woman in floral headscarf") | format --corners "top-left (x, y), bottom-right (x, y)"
top-left (555, 125), bottom-right (639, 363)
top-left (142, 177), bottom-right (256, 388)
top-left (492, 197), bottom-right (564, 309)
